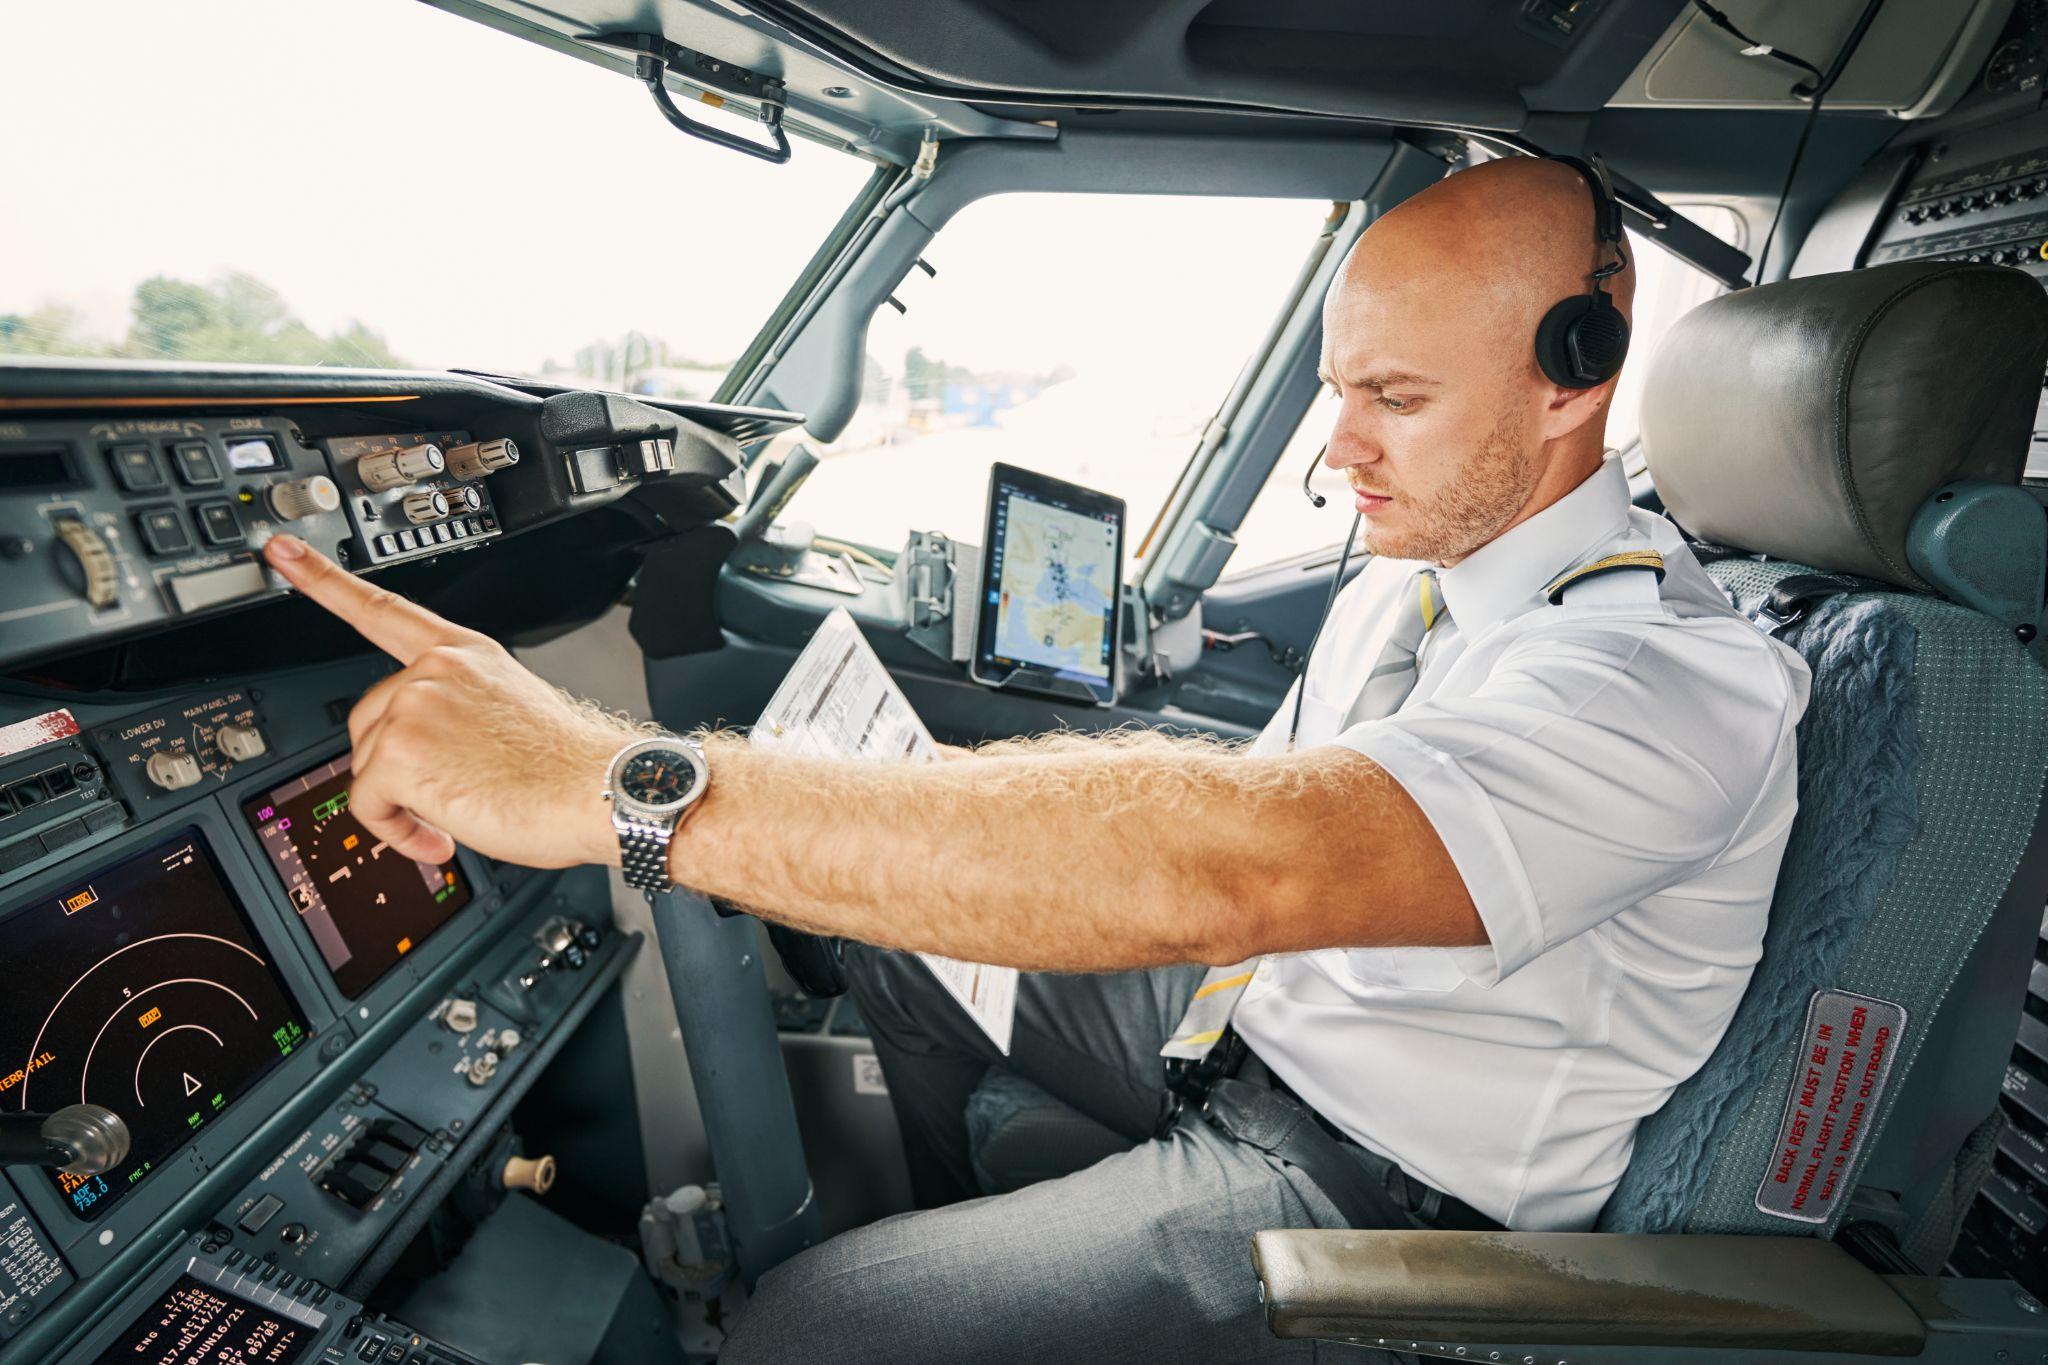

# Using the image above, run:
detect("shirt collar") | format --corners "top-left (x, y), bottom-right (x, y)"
top-left (1435, 455), bottom-right (1631, 638)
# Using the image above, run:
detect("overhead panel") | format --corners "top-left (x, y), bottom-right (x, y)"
top-left (1611, 0), bottom-right (2014, 114)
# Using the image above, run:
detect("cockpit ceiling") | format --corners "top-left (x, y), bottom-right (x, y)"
top-left (456, 0), bottom-right (2014, 149)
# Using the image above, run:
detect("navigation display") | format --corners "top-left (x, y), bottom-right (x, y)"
top-left (0, 831), bottom-right (308, 1223)
top-left (89, 1274), bottom-right (317, 1365)
top-left (971, 463), bottom-right (1124, 706)
top-left (243, 754), bottom-right (471, 999)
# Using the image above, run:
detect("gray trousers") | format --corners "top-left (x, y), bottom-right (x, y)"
top-left (719, 946), bottom-right (1355, 1364)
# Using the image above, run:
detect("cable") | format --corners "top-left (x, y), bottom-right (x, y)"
top-left (1285, 511), bottom-right (1364, 752)
top-left (1754, 91), bottom-right (1828, 283)
top-left (1690, 1), bottom-right (1825, 92)
top-left (1748, 0), bottom-right (1890, 283)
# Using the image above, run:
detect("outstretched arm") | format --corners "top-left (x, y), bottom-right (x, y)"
top-left (261, 535), bottom-right (1480, 972)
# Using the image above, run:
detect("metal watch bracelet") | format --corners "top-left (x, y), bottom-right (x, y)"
top-left (616, 813), bottom-right (675, 892)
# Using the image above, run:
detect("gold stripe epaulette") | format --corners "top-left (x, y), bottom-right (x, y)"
top-left (1544, 550), bottom-right (1666, 605)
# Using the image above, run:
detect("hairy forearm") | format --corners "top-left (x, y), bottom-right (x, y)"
top-left (667, 728), bottom-right (1474, 971)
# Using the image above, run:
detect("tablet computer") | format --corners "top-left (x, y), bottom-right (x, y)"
top-left (970, 463), bottom-right (1125, 706)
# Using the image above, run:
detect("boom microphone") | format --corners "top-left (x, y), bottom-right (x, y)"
top-left (1300, 441), bottom-right (1330, 508)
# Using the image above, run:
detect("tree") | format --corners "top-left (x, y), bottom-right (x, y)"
top-left (0, 304), bottom-right (106, 357)
top-left (0, 271), bottom-right (408, 367)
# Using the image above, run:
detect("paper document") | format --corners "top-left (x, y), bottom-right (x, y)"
top-left (753, 608), bottom-right (1019, 1054)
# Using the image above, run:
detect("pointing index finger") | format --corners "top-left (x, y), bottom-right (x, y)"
top-left (263, 534), bottom-right (478, 665)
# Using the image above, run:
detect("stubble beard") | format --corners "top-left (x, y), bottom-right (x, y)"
top-left (1359, 402), bottom-right (1539, 563)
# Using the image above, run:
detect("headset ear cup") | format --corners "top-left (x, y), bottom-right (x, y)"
top-left (1573, 294), bottom-right (1630, 384)
top-left (1534, 294), bottom-right (1630, 388)
top-left (1535, 296), bottom-right (1596, 388)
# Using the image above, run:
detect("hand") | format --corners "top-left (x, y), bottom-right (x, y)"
top-left (261, 535), bottom-right (643, 869)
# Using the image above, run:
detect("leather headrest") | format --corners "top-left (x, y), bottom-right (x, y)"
top-left (1641, 262), bottom-right (2048, 591)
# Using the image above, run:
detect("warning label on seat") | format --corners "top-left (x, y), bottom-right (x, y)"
top-left (1755, 989), bottom-right (1907, 1223)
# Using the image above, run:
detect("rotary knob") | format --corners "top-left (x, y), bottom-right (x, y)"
top-left (358, 443), bottom-right (446, 492)
top-left (442, 484), bottom-right (483, 515)
top-left (445, 439), bottom-right (519, 481)
top-left (52, 517), bottom-right (119, 609)
top-left (401, 489), bottom-right (450, 525)
top-left (145, 749), bottom-right (202, 791)
top-left (216, 722), bottom-right (267, 763)
top-left (266, 475), bottom-right (341, 522)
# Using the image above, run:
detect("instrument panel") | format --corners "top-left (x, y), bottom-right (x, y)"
top-left (0, 363), bottom-right (800, 676)
top-left (0, 653), bottom-right (640, 1365)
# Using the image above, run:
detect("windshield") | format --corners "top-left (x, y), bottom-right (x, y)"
top-left (0, 0), bottom-right (874, 394)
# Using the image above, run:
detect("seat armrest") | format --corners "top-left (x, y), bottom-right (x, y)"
top-left (1250, 1230), bottom-right (1927, 1355)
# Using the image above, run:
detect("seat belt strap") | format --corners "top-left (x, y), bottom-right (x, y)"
top-left (1751, 572), bottom-right (1861, 635)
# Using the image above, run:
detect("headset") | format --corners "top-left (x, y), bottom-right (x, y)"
top-left (1286, 152), bottom-right (1630, 746)
top-left (1532, 153), bottom-right (1632, 389)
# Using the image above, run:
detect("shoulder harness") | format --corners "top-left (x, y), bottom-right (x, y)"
top-left (1543, 549), bottom-right (1666, 606)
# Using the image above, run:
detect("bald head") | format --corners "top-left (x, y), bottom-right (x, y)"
top-left (1316, 156), bottom-right (1637, 564)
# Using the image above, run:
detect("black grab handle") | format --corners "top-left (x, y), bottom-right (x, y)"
top-left (640, 59), bottom-right (791, 165)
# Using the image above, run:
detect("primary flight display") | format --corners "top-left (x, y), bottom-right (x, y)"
top-left (244, 754), bottom-right (471, 999)
top-left (0, 831), bottom-right (308, 1222)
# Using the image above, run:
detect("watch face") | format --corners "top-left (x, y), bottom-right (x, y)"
top-left (619, 748), bottom-right (699, 809)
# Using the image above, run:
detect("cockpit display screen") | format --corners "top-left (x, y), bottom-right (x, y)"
top-left (88, 1274), bottom-right (318, 1365)
top-left (243, 754), bottom-right (471, 999)
top-left (0, 831), bottom-right (309, 1223)
top-left (970, 462), bottom-right (1125, 706)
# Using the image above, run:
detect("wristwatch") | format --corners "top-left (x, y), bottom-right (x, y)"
top-left (603, 735), bottom-right (709, 892)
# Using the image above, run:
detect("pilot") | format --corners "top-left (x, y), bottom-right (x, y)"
top-left (260, 156), bottom-right (1810, 1363)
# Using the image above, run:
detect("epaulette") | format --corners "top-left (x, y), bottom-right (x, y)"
top-left (1543, 549), bottom-right (1666, 606)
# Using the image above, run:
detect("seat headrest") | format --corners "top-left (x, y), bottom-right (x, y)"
top-left (1641, 262), bottom-right (2048, 592)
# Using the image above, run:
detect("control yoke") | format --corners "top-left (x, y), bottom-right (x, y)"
top-left (0, 1104), bottom-right (132, 1176)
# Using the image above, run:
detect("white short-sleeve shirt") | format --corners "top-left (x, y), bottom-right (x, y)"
top-left (1231, 456), bottom-right (1811, 1231)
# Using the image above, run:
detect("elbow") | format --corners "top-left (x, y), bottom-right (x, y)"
top-left (1185, 859), bottom-right (1323, 966)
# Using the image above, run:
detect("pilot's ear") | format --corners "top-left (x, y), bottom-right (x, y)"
top-left (1536, 375), bottom-right (1612, 440)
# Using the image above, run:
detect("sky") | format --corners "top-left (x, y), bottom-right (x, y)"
top-left (0, 0), bottom-right (1324, 384)
top-left (0, 0), bottom-right (872, 372)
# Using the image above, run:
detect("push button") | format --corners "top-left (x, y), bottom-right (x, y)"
top-left (375, 534), bottom-right (397, 556)
top-left (38, 817), bottom-right (88, 853)
top-left (108, 444), bottom-right (167, 493)
top-left (171, 441), bottom-right (223, 487)
top-left (239, 1192), bottom-right (285, 1235)
top-left (196, 501), bottom-right (244, 546)
top-left (137, 507), bottom-right (193, 556)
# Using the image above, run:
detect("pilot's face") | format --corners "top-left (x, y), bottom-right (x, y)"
top-left (1318, 272), bottom-right (1551, 565)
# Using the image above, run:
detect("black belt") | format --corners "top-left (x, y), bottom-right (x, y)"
top-left (1160, 1030), bottom-right (1500, 1234)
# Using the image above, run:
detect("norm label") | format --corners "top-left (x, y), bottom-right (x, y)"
top-left (1756, 989), bottom-right (1907, 1224)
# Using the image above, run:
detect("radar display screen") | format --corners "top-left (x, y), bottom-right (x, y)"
top-left (89, 1274), bottom-right (317, 1365)
top-left (0, 831), bottom-right (309, 1223)
top-left (243, 754), bottom-right (471, 1000)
